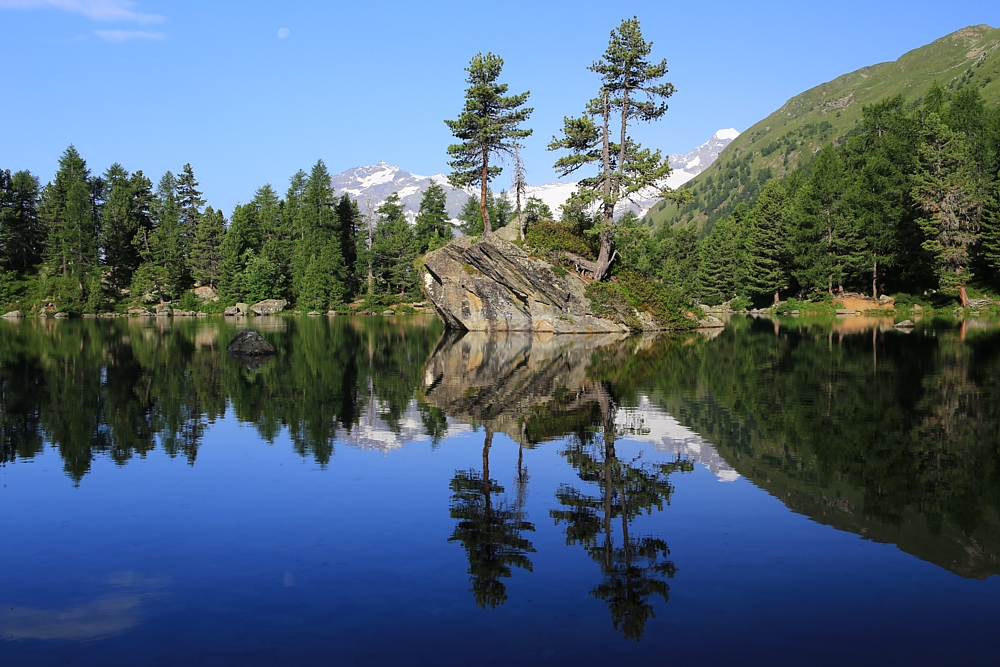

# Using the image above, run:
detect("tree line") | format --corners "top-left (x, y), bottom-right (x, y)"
top-left (646, 84), bottom-right (1000, 306)
top-left (0, 152), bottom-right (457, 313)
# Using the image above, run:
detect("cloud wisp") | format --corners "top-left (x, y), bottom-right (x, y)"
top-left (0, 0), bottom-right (164, 24)
top-left (95, 28), bottom-right (165, 41)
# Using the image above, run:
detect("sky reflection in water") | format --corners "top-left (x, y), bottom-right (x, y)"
top-left (0, 315), bottom-right (998, 666)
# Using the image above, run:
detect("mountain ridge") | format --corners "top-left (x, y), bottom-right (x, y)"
top-left (644, 24), bottom-right (1000, 232)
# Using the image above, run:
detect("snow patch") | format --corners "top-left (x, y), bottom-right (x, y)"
top-left (715, 128), bottom-right (740, 141)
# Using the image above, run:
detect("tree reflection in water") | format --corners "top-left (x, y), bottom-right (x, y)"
top-left (551, 383), bottom-right (691, 639)
top-left (448, 426), bottom-right (536, 608)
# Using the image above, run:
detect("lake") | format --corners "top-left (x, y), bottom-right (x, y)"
top-left (1, 314), bottom-right (997, 666)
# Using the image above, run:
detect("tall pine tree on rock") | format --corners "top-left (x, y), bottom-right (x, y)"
top-left (445, 52), bottom-right (532, 239)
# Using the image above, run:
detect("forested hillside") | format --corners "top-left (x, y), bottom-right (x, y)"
top-left (653, 82), bottom-right (1000, 304)
top-left (0, 152), bottom-right (456, 314)
top-left (645, 25), bottom-right (1000, 234)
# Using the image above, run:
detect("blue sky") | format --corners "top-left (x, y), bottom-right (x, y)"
top-left (2, 0), bottom-right (998, 213)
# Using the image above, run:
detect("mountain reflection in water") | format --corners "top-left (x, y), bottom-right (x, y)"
top-left (1, 313), bottom-right (999, 652)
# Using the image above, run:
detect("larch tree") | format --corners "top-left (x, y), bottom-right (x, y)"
top-left (445, 52), bottom-right (532, 239)
top-left (548, 17), bottom-right (677, 281)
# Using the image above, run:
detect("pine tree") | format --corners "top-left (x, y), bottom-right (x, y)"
top-left (40, 146), bottom-right (100, 308)
top-left (335, 193), bottom-right (361, 295)
top-left (101, 165), bottom-right (152, 293)
top-left (413, 180), bottom-right (453, 253)
top-left (789, 145), bottom-right (860, 294)
top-left (139, 171), bottom-right (188, 301)
top-left (445, 52), bottom-right (532, 238)
top-left (190, 206), bottom-right (226, 288)
top-left (743, 181), bottom-right (790, 303)
top-left (217, 203), bottom-right (256, 304)
top-left (548, 18), bottom-right (677, 281)
top-left (290, 161), bottom-right (345, 304)
top-left (0, 169), bottom-right (42, 275)
top-left (372, 193), bottom-right (417, 298)
top-left (912, 113), bottom-right (982, 292)
top-left (523, 196), bottom-right (552, 223)
top-left (176, 163), bottom-right (206, 243)
top-left (695, 205), bottom-right (745, 303)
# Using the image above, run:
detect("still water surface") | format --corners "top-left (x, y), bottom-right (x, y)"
top-left (1, 315), bottom-right (997, 665)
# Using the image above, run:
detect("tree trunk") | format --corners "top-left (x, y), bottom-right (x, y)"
top-left (480, 159), bottom-right (492, 239)
top-left (871, 255), bottom-right (878, 300)
top-left (773, 290), bottom-right (779, 305)
top-left (958, 285), bottom-right (969, 308)
top-left (482, 426), bottom-right (493, 514)
top-left (593, 230), bottom-right (614, 282)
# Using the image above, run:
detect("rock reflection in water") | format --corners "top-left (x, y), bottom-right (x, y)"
top-left (424, 331), bottom-right (692, 637)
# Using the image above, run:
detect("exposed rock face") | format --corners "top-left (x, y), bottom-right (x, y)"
top-left (226, 328), bottom-right (277, 356)
top-left (421, 235), bottom-right (629, 333)
top-left (193, 285), bottom-right (218, 301)
top-left (250, 299), bottom-right (287, 315)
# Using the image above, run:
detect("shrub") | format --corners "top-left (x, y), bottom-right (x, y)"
top-left (729, 295), bottom-right (752, 312)
top-left (526, 220), bottom-right (597, 259)
top-left (586, 270), bottom-right (691, 331)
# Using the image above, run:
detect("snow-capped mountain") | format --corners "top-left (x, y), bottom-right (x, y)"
top-left (329, 162), bottom-right (468, 222)
top-left (329, 129), bottom-right (738, 224)
top-left (508, 128), bottom-right (740, 218)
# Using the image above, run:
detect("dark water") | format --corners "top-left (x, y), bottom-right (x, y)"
top-left (1, 314), bottom-right (998, 666)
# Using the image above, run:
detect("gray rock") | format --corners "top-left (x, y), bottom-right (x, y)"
top-left (307, 311), bottom-right (321, 316)
top-left (193, 285), bottom-right (218, 302)
top-left (2, 310), bottom-right (23, 319)
top-left (326, 310), bottom-right (338, 316)
top-left (912, 304), bottom-right (923, 312)
top-left (696, 315), bottom-right (725, 329)
top-left (894, 319), bottom-right (915, 329)
top-left (54, 312), bottom-right (70, 319)
top-left (196, 312), bottom-right (208, 317)
top-left (382, 309), bottom-right (395, 316)
top-left (250, 299), bottom-right (287, 315)
top-left (836, 308), bottom-right (857, 315)
top-left (422, 236), bottom-right (633, 333)
top-left (226, 328), bottom-right (277, 356)
top-left (82, 313), bottom-right (97, 318)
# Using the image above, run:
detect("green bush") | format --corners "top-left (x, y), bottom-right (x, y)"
top-left (526, 220), bottom-right (597, 259)
top-left (730, 295), bottom-right (752, 311)
top-left (586, 270), bottom-right (691, 331)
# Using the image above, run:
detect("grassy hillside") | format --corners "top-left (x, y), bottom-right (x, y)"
top-left (645, 24), bottom-right (1000, 233)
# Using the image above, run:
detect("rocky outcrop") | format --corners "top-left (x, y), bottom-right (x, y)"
top-left (421, 235), bottom-right (630, 333)
top-left (226, 329), bottom-right (277, 356)
top-left (2, 310), bottom-right (23, 319)
top-left (193, 285), bottom-right (218, 302)
top-left (250, 299), bottom-right (287, 315)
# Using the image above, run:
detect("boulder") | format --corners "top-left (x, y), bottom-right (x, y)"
top-left (894, 319), bottom-right (916, 329)
top-left (225, 302), bottom-right (251, 316)
top-left (878, 294), bottom-right (895, 304)
top-left (326, 310), bottom-right (338, 317)
top-left (696, 315), bottom-right (725, 329)
top-left (127, 306), bottom-right (151, 317)
top-left (250, 299), bottom-right (287, 316)
top-left (382, 309), bottom-right (395, 316)
top-left (421, 235), bottom-right (632, 333)
top-left (2, 310), bottom-right (23, 319)
top-left (54, 312), bottom-right (70, 319)
top-left (196, 312), bottom-right (208, 317)
top-left (193, 285), bottom-right (218, 302)
top-left (226, 328), bottom-right (277, 356)
top-left (82, 313), bottom-right (97, 319)
top-left (912, 304), bottom-right (923, 312)
top-left (307, 311), bottom-right (321, 316)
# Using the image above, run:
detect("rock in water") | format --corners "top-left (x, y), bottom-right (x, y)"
top-left (250, 299), bottom-right (287, 315)
top-left (2, 310), bottom-right (23, 319)
top-left (894, 319), bottom-right (915, 329)
top-left (226, 329), bottom-right (277, 356)
top-left (421, 235), bottom-right (629, 333)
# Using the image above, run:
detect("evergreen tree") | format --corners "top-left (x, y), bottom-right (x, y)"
top-left (695, 205), bottom-right (746, 303)
top-left (239, 248), bottom-right (285, 304)
top-left (523, 195), bottom-right (553, 223)
top-left (789, 145), bottom-right (860, 294)
top-left (136, 171), bottom-right (187, 301)
top-left (0, 169), bottom-right (42, 275)
top-left (190, 206), bottom-right (226, 288)
top-left (413, 180), bottom-right (453, 253)
top-left (101, 165), bottom-right (152, 294)
top-left (456, 190), bottom-right (512, 237)
top-left (217, 203), bottom-right (257, 304)
top-left (445, 52), bottom-right (533, 238)
top-left (176, 163), bottom-right (205, 243)
top-left (336, 193), bottom-right (362, 296)
top-left (743, 181), bottom-right (790, 303)
top-left (372, 193), bottom-right (417, 298)
top-left (549, 17), bottom-right (676, 281)
top-left (40, 146), bottom-right (100, 309)
top-left (290, 161), bottom-right (346, 306)
top-left (912, 113), bottom-right (982, 292)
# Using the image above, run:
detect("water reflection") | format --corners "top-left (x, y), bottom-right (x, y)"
top-left (2, 314), bottom-right (999, 607)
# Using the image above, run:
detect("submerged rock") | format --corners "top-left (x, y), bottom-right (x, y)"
top-left (894, 319), bottom-right (915, 329)
top-left (226, 328), bottom-right (277, 356)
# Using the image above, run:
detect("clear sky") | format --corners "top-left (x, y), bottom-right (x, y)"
top-left (2, 0), bottom-right (998, 213)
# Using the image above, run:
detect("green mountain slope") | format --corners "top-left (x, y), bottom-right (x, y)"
top-left (646, 24), bottom-right (1000, 233)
